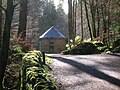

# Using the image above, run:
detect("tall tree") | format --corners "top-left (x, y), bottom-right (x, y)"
top-left (18, 0), bottom-right (28, 38)
top-left (80, 1), bottom-right (84, 41)
top-left (56, 2), bottom-right (68, 37)
top-left (73, 0), bottom-right (77, 37)
top-left (84, 0), bottom-right (93, 40)
top-left (0, 0), bottom-right (2, 53)
top-left (76, 0), bottom-right (119, 43)
top-left (0, 0), bottom-right (18, 89)
top-left (100, 0), bottom-right (110, 43)
top-left (107, 0), bottom-right (112, 46)
top-left (89, 0), bottom-right (97, 38)
top-left (68, 0), bottom-right (75, 42)
top-left (96, 0), bottom-right (100, 37)
top-left (38, 0), bottom-right (57, 35)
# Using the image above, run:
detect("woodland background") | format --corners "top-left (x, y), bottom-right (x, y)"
top-left (0, 0), bottom-right (120, 89)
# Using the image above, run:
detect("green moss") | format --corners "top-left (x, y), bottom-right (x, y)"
top-left (113, 39), bottom-right (120, 49)
top-left (45, 56), bottom-right (53, 64)
top-left (113, 45), bottom-right (120, 53)
top-left (20, 51), bottom-right (58, 90)
top-left (62, 40), bottom-right (116, 54)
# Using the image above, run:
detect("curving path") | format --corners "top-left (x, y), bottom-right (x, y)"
top-left (47, 54), bottom-right (120, 90)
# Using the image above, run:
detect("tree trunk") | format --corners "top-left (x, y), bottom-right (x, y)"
top-left (0, 0), bottom-right (2, 55)
top-left (72, 0), bottom-right (77, 42)
top-left (68, 0), bottom-right (73, 41)
top-left (96, 5), bottom-right (100, 37)
top-left (18, 0), bottom-right (28, 39)
top-left (101, 2), bottom-right (107, 43)
top-left (0, 0), bottom-right (14, 89)
top-left (107, 0), bottom-right (111, 46)
top-left (84, 0), bottom-right (93, 40)
top-left (74, 0), bottom-right (77, 37)
top-left (89, 0), bottom-right (96, 38)
top-left (81, 1), bottom-right (84, 41)
top-left (72, 0), bottom-right (75, 39)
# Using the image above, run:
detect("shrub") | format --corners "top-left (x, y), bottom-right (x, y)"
top-left (11, 45), bottom-right (23, 53)
top-left (92, 41), bottom-right (104, 47)
top-left (75, 36), bottom-right (82, 45)
top-left (66, 36), bottom-right (82, 50)
top-left (66, 39), bottom-right (74, 50)
top-left (11, 34), bottom-right (34, 53)
top-left (92, 41), bottom-right (112, 54)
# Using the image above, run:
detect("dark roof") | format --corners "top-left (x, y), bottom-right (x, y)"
top-left (39, 26), bottom-right (65, 39)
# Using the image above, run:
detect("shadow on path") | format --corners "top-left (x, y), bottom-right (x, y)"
top-left (50, 56), bottom-right (120, 87)
top-left (109, 54), bottom-right (120, 57)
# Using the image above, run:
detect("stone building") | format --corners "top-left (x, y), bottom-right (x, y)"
top-left (39, 26), bottom-right (66, 53)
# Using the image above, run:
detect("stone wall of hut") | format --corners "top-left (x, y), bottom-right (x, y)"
top-left (40, 38), bottom-right (66, 53)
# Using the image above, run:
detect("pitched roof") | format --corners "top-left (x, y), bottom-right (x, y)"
top-left (39, 26), bottom-right (65, 39)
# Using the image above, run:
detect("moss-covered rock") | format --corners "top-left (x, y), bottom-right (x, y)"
top-left (113, 39), bottom-right (120, 49)
top-left (62, 42), bottom-right (99, 55)
top-left (20, 51), bottom-right (58, 90)
top-left (61, 50), bottom-right (71, 55)
top-left (71, 42), bottom-right (98, 54)
top-left (93, 41), bottom-right (105, 47)
top-left (113, 45), bottom-right (120, 53)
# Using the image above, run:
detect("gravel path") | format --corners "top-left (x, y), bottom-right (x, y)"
top-left (47, 54), bottom-right (120, 90)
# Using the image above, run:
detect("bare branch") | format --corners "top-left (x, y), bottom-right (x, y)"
top-left (14, 3), bottom-right (19, 8)
top-left (78, 0), bottom-right (89, 5)
top-left (0, 6), bottom-right (6, 11)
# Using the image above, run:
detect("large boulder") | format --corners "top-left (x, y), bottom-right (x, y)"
top-left (62, 42), bottom-right (99, 55)
top-left (113, 45), bottom-right (120, 53)
top-left (71, 42), bottom-right (98, 55)
top-left (113, 39), bottom-right (120, 49)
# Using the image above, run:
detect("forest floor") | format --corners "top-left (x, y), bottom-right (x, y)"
top-left (47, 54), bottom-right (120, 90)
top-left (4, 54), bottom-right (22, 90)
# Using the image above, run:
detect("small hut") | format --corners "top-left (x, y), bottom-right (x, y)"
top-left (39, 26), bottom-right (66, 53)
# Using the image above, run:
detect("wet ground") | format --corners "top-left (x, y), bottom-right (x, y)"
top-left (47, 54), bottom-right (120, 90)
